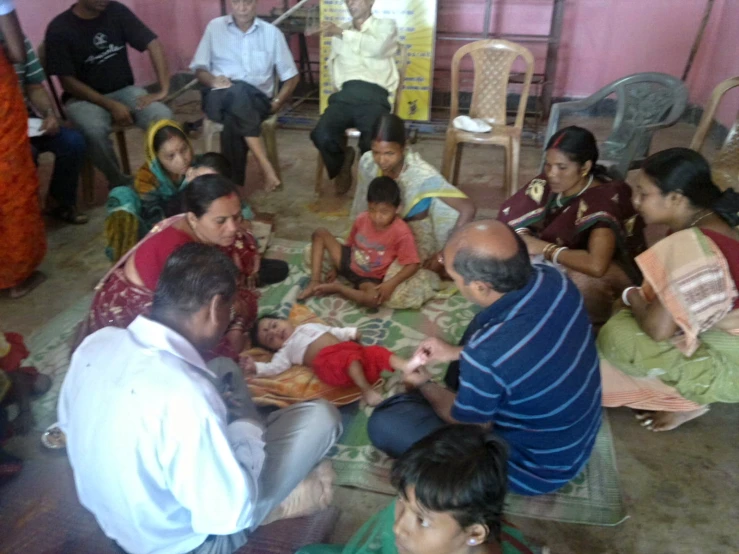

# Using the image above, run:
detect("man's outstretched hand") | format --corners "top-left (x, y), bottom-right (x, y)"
top-left (412, 337), bottom-right (460, 365)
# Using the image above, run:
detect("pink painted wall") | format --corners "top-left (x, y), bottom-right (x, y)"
top-left (684, 0), bottom-right (739, 127)
top-left (16, 0), bottom-right (738, 127)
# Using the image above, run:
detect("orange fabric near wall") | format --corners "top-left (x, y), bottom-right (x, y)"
top-left (0, 51), bottom-right (46, 290)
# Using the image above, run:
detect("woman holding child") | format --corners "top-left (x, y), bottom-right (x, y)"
top-left (105, 120), bottom-right (256, 262)
top-left (80, 174), bottom-right (260, 360)
top-left (337, 114), bottom-right (475, 309)
top-left (352, 114), bottom-right (477, 271)
top-left (598, 148), bottom-right (739, 432)
top-left (498, 126), bottom-right (646, 325)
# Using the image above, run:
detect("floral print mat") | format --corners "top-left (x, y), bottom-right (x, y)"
top-left (25, 238), bottom-right (626, 526)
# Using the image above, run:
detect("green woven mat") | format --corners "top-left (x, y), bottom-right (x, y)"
top-left (23, 238), bottom-right (626, 526)
top-left (332, 406), bottom-right (627, 526)
top-left (260, 240), bottom-right (628, 527)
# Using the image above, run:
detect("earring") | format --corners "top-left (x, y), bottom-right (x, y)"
top-left (467, 539), bottom-right (477, 545)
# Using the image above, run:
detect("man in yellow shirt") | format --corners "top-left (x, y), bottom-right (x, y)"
top-left (310, 0), bottom-right (398, 194)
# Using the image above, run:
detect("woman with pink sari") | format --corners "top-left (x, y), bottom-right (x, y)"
top-left (498, 126), bottom-right (646, 325)
top-left (79, 174), bottom-right (259, 360)
top-left (598, 148), bottom-right (739, 431)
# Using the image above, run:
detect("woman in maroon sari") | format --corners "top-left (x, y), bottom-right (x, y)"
top-left (498, 126), bottom-right (646, 324)
top-left (80, 174), bottom-right (259, 360)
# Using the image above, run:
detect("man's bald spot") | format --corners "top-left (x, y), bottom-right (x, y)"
top-left (446, 220), bottom-right (519, 261)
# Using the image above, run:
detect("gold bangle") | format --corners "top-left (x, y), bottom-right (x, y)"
top-left (543, 243), bottom-right (556, 261)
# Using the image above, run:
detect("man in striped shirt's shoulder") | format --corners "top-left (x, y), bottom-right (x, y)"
top-left (368, 220), bottom-right (602, 496)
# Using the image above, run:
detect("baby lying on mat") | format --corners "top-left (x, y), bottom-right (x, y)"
top-left (250, 315), bottom-right (421, 406)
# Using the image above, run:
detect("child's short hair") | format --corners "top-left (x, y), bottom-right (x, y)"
top-left (390, 425), bottom-right (508, 542)
top-left (192, 152), bottom-right (232, 177)
top-left (249, 313), bottom-right (285, 351)
top-left (367, 176), bottom-right (401, 208)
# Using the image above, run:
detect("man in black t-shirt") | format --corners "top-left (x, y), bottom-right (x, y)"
top-left (45, 0), bottom-right (172, 188)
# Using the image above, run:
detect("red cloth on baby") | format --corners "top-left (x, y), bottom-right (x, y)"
top-left (0, 332), bottom-right (38, 378)
top-left (311, 342), bottom-right (393, 387)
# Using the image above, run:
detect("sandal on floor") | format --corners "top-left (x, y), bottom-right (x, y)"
top-left (49, 206), bottom-right (89, 225)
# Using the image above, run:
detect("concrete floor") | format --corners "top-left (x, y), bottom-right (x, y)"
top-left (2, 107), bottom-right (737, 554)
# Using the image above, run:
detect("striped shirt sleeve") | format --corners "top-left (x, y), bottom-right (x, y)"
top-left (451, 350), bottom-right (505, 424)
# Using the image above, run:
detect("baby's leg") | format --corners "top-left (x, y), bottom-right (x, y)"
top-left (388, 354), bottom-right (420, 374)
top-left (299, 229), bottom-right (344, 300)
top-left (347, 360), bottom-right (383, 406)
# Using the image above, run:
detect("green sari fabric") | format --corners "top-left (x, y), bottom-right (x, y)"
top-left (597, 310), bottom-right (739, 405)
top-left (297, 501), bottom-right (534, 554)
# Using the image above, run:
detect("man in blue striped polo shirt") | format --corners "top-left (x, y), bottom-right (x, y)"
top-left (368, 220), bottom-right (602, 495)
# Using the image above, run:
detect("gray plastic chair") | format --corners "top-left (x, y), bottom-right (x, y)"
top-left (542, 72), bottom-right (689, 178)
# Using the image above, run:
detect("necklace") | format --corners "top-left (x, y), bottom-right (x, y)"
top-left (690, 210), bottom-right (713, 227)
top-left (555, 174), bottom-right (594, 208)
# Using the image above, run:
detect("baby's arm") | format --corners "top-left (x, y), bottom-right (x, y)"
top-left (329, 326), bottom-right (359, 342)
top-left (254, 347), bottom-right (293, 377)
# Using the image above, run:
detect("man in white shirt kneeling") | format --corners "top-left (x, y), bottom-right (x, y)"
top-left (59, 243), bottom-right (342, 554)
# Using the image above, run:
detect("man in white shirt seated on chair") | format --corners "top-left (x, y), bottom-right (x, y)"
top-left (310, 0), bottom-right (399, 194)
top-left (191, 0), bottom-right (299, 190)
top-left (59, 243), bottom-right (341, 554)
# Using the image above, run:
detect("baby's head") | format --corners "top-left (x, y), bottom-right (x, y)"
top-left (366, 176), bottom-right (401, 231)
top-left (390, 425), bottom-right (508, 554)
top-left (185, 152), bottom-right (232, 182)
top-left (250, 314), bottom-right (296, 351)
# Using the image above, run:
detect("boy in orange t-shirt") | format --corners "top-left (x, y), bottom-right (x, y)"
top-left (299, 177), bottom-right (420, 307)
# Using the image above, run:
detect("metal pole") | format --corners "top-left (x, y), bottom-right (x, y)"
top-left (541, 0), bottom-right (565, 120)
top-left (682, 0), bottom-right (715, 81)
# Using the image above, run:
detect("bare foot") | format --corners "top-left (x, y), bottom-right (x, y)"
top-left (362, 388), bottom-right (384, 407)
top-left (325, 269), bottom-right (337, 283)
top-left (405, 354), bottom-right (426, 373)
top-left (261, 459), bottom-right (335, 525)
top-left (264, 169), bottom-right (281, 192)
top-left (8, 271), bottom-right (46, 299)
top-left (635, 407), bottom-right (709, 432)
top-left (297, 280), bottom-right (321, 300)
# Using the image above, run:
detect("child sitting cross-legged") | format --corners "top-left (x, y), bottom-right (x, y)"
top-left (298, 177), bottom-right (420, 307)
top-left (250, 315), bottom-right (422, 406)
top-left (298, 425), bottom-right (535, 554)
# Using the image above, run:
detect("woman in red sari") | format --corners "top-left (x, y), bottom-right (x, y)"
top-left (80, 174), bottom-right (259, 360)
top-left (498, 126), bottom-right (646, 325)
top-left (0, 5), bottom-right (47, 298)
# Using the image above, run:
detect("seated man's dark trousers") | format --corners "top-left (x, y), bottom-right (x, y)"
top-left (203, 81), bottom-right (271, 187)
top-left (367, 345), bottom-right (466, 458)
top-left (310, 80), bottom-right (392, 179)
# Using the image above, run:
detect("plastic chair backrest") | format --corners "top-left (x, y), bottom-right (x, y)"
top-left (543, 72), bottom-right (688, 176)
top-left (690, 76), bottom-right (739, 191)
top-left (449, 39), bottom-right (535, 128)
